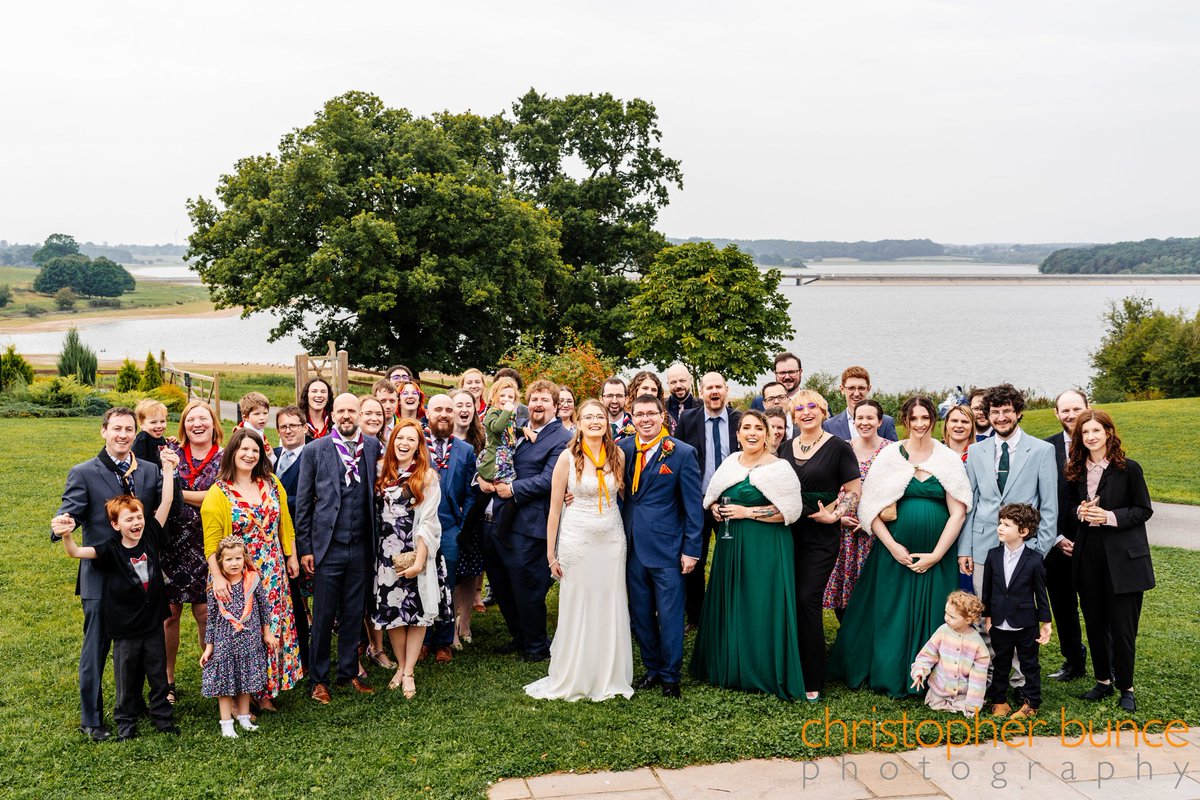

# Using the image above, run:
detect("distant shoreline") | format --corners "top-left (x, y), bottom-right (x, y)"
top-left (778, 273), bottom-right (1200, 286)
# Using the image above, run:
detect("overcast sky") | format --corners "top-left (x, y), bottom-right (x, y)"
top-left (4, 1), bottom-right (1198, 247)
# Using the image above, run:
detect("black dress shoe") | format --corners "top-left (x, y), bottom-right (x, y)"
top-left (157, 724), bottom-right (182, 736)
top-left (519, 650), bottom-right (549, 663)
top-left (661, 682), bottom-right (682, 698)
top-left (116, 730), bottom-right (138, 742)
top-left (495, 641), bottom-right (520, 655)
top-left (79, 724), bottom-right (112, 742)
top-left (634, 674), bottom-right (662, 691)
top-left (1082, 682), bottom-right (1115, 701)
top-left (1118, 691), bottom-right (1137, 712)
top-left (1052, 664), bottom-right (1086, 681)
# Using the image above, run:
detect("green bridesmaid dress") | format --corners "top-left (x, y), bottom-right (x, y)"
top-left (691, 476), bottom-right (805, 700)
top-left (827, 473), bottom-right (957, 698)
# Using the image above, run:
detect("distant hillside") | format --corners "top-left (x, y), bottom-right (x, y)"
top-left (1040, 237), bottom-right (1200, 274)
top-left (670, 237), bottom-right (944, 264)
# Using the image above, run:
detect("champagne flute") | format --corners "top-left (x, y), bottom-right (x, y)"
top-left (719, 496), bottom-right (733, 539)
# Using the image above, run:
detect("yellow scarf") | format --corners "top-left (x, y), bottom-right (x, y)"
top-left (581, 440), bottom-right (613, 512)
top-left (632, 428), bottom-right (669, 494)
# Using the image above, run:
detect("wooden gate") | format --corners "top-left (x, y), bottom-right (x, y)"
top-left (295, 341), bottom-right (348, 403)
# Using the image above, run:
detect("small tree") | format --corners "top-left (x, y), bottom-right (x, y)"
top-left (139, 351), bottom-right (163, 391)
top-left (56, 327), bottom-right (98, 385)
top-left (0, 283), bottom-right (12, 308)
top-left (628, 242), bottom-right (794, 384)
top-left (1, 345), bottom-right (36, 393)
top-left (115, 358), bottom-right (141, 392)
top-left (500, 330), bottom-right (617, 402)
top-left (55, 287), bottom-right (78, 310)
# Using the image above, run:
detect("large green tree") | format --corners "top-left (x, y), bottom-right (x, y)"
top-left (32, 233), bottom-right (80, 266)
top-left (507, 90), bottom-right (684, 362)
top-left (187, 92), bottom-right (568, 372)
top-left (628, 242), bottom-right (794, 383)
top-left (33, 253), bottom-right (135, 297)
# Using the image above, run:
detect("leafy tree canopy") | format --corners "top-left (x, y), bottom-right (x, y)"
top-left (1042, 237), bottom-right (1200, 274)
top-left (628, 242), bottom-right (794, 384)
top-left (33, 254), bottom-right (135, 297)
top-left (32, 233), bottom-right (80, 266)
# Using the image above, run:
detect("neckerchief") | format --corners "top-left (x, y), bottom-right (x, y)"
top-left (216, 570), bottom-right (259, 632)
top-left (580, 440), bottom-right (613, 512)
top-left (306, 413), bottom-right (331, 440)
top-left (381, 463), bottom-right (416, 505)
top-left (180, 441), bottom-right (219, 490)
top-left (331, 428), bottom-right (364, 485)
top-left (98, 448), bottom-right (138, 495)
top-left (424, 429), bottom-right (452, 470)
top-left (632, 428), bottom-right (669, 494)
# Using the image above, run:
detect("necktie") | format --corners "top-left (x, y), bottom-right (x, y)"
top-left (710, 417), bottom-right (724, 468)
top-left (116, 460), bottom-right (130, 473)
top-left (997, 441), bottom-right (1010, 493)
top-left (278, 449), bottom-right (295, 474)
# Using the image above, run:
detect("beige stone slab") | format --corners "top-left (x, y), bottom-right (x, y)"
top-left (549, 792), bottom-right (672, 800)
top-left (1067, 775), bottom-right (1200, 800)
top-left (655, 758), bottom-right (873, 800)
top-left (827, 752), bottom-right (943, 797)
top-left (898, 744), bottom-right (1089, 800)
top-left (489, 779), bottom-right (532, 800)
top-left (525, 768), bottom-right (660, 798)
top-left (1022, 734), bottom-right (1198, 782)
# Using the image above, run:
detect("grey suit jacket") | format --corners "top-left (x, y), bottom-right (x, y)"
top-left (56, 456), bottom-right (177, 600)
top-left (295, 434), bottom-right (382, 566)
top-left (958, 429), bottom-right (1058, 563)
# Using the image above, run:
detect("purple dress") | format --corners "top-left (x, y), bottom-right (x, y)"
top-left (164, 442), bottom-right (221, 605)
top-left (372, 482), bottom-right (452, 628)
top-left (202, 577), bottom-right (269, 697)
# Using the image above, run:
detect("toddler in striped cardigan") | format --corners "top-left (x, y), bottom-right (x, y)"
top-left (910, 591), bottom-right (991, 717)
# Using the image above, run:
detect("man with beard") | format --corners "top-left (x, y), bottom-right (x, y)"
top-left (478, 380), bottom-right (572, 661)
top-left (750, 351), bottom-right (803, 411)
top-left (665, 363), bottom-right (700, 426)
top-left (676, 372), bottom-right (742, 628)
top-left (421, 393), bottom-right (476, 663)
top-left (601, 376), bottom-right (632, 440)
top-left (969, 389), bottom-right (995, 441)
top-left (296, 393), bottom-right (381, 703)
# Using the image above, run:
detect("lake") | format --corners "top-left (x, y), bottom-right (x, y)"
top-left (5, 262), bottom-right (1200, 396)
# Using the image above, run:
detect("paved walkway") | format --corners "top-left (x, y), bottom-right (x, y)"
top-left (1146, 503), bottom-right (1198, 550)
top-left (489, 727), bottom-right (1199, 799)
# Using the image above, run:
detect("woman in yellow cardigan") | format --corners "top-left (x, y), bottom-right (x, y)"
top-left (201, 428), bottom-right (302, 709)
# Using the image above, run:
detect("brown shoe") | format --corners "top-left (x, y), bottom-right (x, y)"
top-left (990, 702), bottom-right (1012, 718)
top-left (1010, 703), bottom-right (1037, 720)
top-left (311, 685), bottom-right (331, 705)
top-left (418, 645), bottom-right (429, 662)
top-left (349, 677), bottom-right (374, 694)
top-left (435, 646), bottom-right (453, 664)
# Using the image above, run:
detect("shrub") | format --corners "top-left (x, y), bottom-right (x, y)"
top-left (0, 283), bottom-right (11, 308)
top-left (1091, 296), bottom-right (1200, 402)
top-left (27, 375), bottom-right (94, 408)
top-left (500, 331), bottom-right (617, 402)
top-left (151, 383), bottom-right (188, 413)
top-left (55, 287), bottom-right (78, 310)
top-left (115, 358), bottom-right (141, 392)
top-left (139, 351), bottom-right (163, 391)
top-left (88, 297), bottom-right (122, 309)
top-left (56, 327), bottom-right (98, 385)
top-left (25, 304), bottom-right (45, 317)
top-left (1, 345), bottom-right (36, 393)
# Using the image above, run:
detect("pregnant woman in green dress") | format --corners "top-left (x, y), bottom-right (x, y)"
top-left (691, 411), bottom-right (805, 700)
top-left (828, 396), bottom-right (972, 698)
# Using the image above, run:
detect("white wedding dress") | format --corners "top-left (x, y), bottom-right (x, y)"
top-left (524, 468), bottom-right (634, 701)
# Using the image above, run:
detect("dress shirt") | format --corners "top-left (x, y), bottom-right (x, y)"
top-left (702, 408), bottom-right (730, 493)
top-left (843, 409), bottom-right (859, 439)
top-left (996, 543), bottom-right (1026, 631)
top-left (993, 427), bottom-right (1022, 470)
top-left (277, 444), bottom-right (304, 475)
top-left (1084, 458), bottom-right (1118, 526)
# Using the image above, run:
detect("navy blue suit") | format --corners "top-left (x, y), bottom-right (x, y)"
top-left (619, 435), bottom-right (703, 683)
top-left (480, 419), bottom-right (572, 658)
top-left (822, 410), bottom-right (898, 442)
top-left (425, 435), bottom-right (476, 648)
top-left (981, 545), bottom-right (1051, 707)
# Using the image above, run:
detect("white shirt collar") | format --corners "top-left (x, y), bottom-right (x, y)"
top-left (996, 426), bottom-right (1022, 448)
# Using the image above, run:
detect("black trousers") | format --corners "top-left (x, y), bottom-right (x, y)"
top-left (987, 626), bottom-right (1042, 707)
top-left (684, 512), bottom-right (717, 627)
top-left (480, 519), bottom-right (551, 657)
top-left (112, 628), bottom-right (173, 736)
top-left (1077, 537), bottom-right (1143, 689)
top-left (1044, 544), bottom-right (1086, 670)
top-left (794, 522), bottom-right (839, 693)
top-left (310, 539), bottom-right (371, 688)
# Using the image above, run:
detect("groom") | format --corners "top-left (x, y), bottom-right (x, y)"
top-left (619, 394), bottom-right (703, 698)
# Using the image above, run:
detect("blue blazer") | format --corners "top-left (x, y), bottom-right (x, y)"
top-left (959, 430), bottom-right (1058, 563)
top-left (295, 434), bottom-right (382, 566)
top-left (981, 545), bottom-right (1051, 629)
top-left (503, 419), bottom-right (572, 540)
top-left (823, 410), bottom-right (898, 442)
top-left (434, 437), bottom-right (477, 542)
top-left (56, 455), bottom-right (180, 600)
top-left (618, 436), bottom-right (704, 568)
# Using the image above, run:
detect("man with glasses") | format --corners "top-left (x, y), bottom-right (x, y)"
top-left (676, 372), bottom-right (742, 628)
top-left (601, 376), bottom-right (632, 440)
top-left (273, 405), bottom-right (311, 671)
top-left (750, 351), bottom-right (804, 411)
top-left (822, 366), bottom-right (898, 441)
top-left (760, 381), bottom-right (795, 439)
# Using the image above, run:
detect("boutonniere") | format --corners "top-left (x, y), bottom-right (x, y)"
top-left (658, 464), bottom-right (673, 475)
top-left (658, 439), bottom-right (675, 461)
top-left (621, 423), bottom-right (636, 437)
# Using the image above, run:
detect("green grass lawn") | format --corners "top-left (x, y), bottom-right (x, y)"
top-left (0, 265), bottom-right (211, 321)
top-left (2, 417), bottom-right (1197, 799)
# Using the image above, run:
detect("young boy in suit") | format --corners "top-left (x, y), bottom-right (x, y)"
top-left (982, 503), bottom-right (1053, 720)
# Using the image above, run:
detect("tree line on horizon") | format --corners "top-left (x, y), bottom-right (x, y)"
top-left (1040, 237), bottom-right (1200, 275)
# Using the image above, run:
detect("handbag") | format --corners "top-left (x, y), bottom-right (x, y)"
top-left (880, 503), bottom-right (898, 523)
top-left (391, 552), bottom-right (417, 572)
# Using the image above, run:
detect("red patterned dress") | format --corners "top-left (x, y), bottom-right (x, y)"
top-left (823, 440), bottom-right (889, 611)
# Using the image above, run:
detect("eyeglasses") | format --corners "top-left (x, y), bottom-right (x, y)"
top-left (632, 412), bottom-right (661, 420)
top-left (776, 369), bottom-right (800, 377)
top-left (579, 414), bottom-right (606, 423)
top-left (277, 423), bottom-right (304, 432)
top-left (400, 390), bottom-right (420, 397)
top-left (560, 398), bottom-right (575, 406)
top-left (763, 395), bottom-right (788, 404)
top-left (796, 402), bottom-right (820, 411)
top-left (601, 393), bottom-right (624, 400)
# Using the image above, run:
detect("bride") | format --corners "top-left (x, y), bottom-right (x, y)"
top-left (524, 399), bottom-right (634, 701)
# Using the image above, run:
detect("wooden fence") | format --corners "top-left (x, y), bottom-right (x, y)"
top-left (158, 351), bottom-right (221, 415)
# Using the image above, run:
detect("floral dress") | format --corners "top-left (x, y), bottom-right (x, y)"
top-left (823, 440), bottom-right (889, 610)
top-left (372, 480), bottom-right (452, 628)
top-left (202, 576), bottom-right (270, 698)
top-left (164, 443), bottom-right (221, 605)
top-left (218, 479), bottom-right (302, 695)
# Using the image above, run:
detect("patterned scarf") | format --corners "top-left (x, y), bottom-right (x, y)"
top-left (306, 413), bottom-right (331, 440)
top-left (632, 428), bottom-right (669, 494)
top-left (98, 448), bottom-right (138, 495)
top-left (216, 570), bottom-right (259, 632)
top-left (580, 440), bottom-right (613, 512)
top-left (180, 441), bottom-right (219, 490)
top-left (424, 429), bottom-right (452, 470)
top-left (331, 428), bottom-right (364, 485)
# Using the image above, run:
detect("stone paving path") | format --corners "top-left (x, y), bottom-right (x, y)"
top-left (489, 726), bottom-right (1199, 799)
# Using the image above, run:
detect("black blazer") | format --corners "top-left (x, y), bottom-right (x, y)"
top-left (1044, 433), bottom-right (1076, 542)
top-left (1066, 458), bottom-right (1155, 595)
top-left (981, 545), bottom-right (1051, 630)
top-left (675, 406), bottom-right (743, 472)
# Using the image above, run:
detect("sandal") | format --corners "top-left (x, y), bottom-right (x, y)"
top-left (368, 647), bottom-right (396, 669)
top-left (165, 682), bottom-right (177, 706)
top-left (402, 672), bottom-right (416, 700)
top-left (388, 669), bottom-right (404, 691)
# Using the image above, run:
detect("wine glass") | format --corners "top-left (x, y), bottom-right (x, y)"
top-left (719, 496), bottom-right (733, 539)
